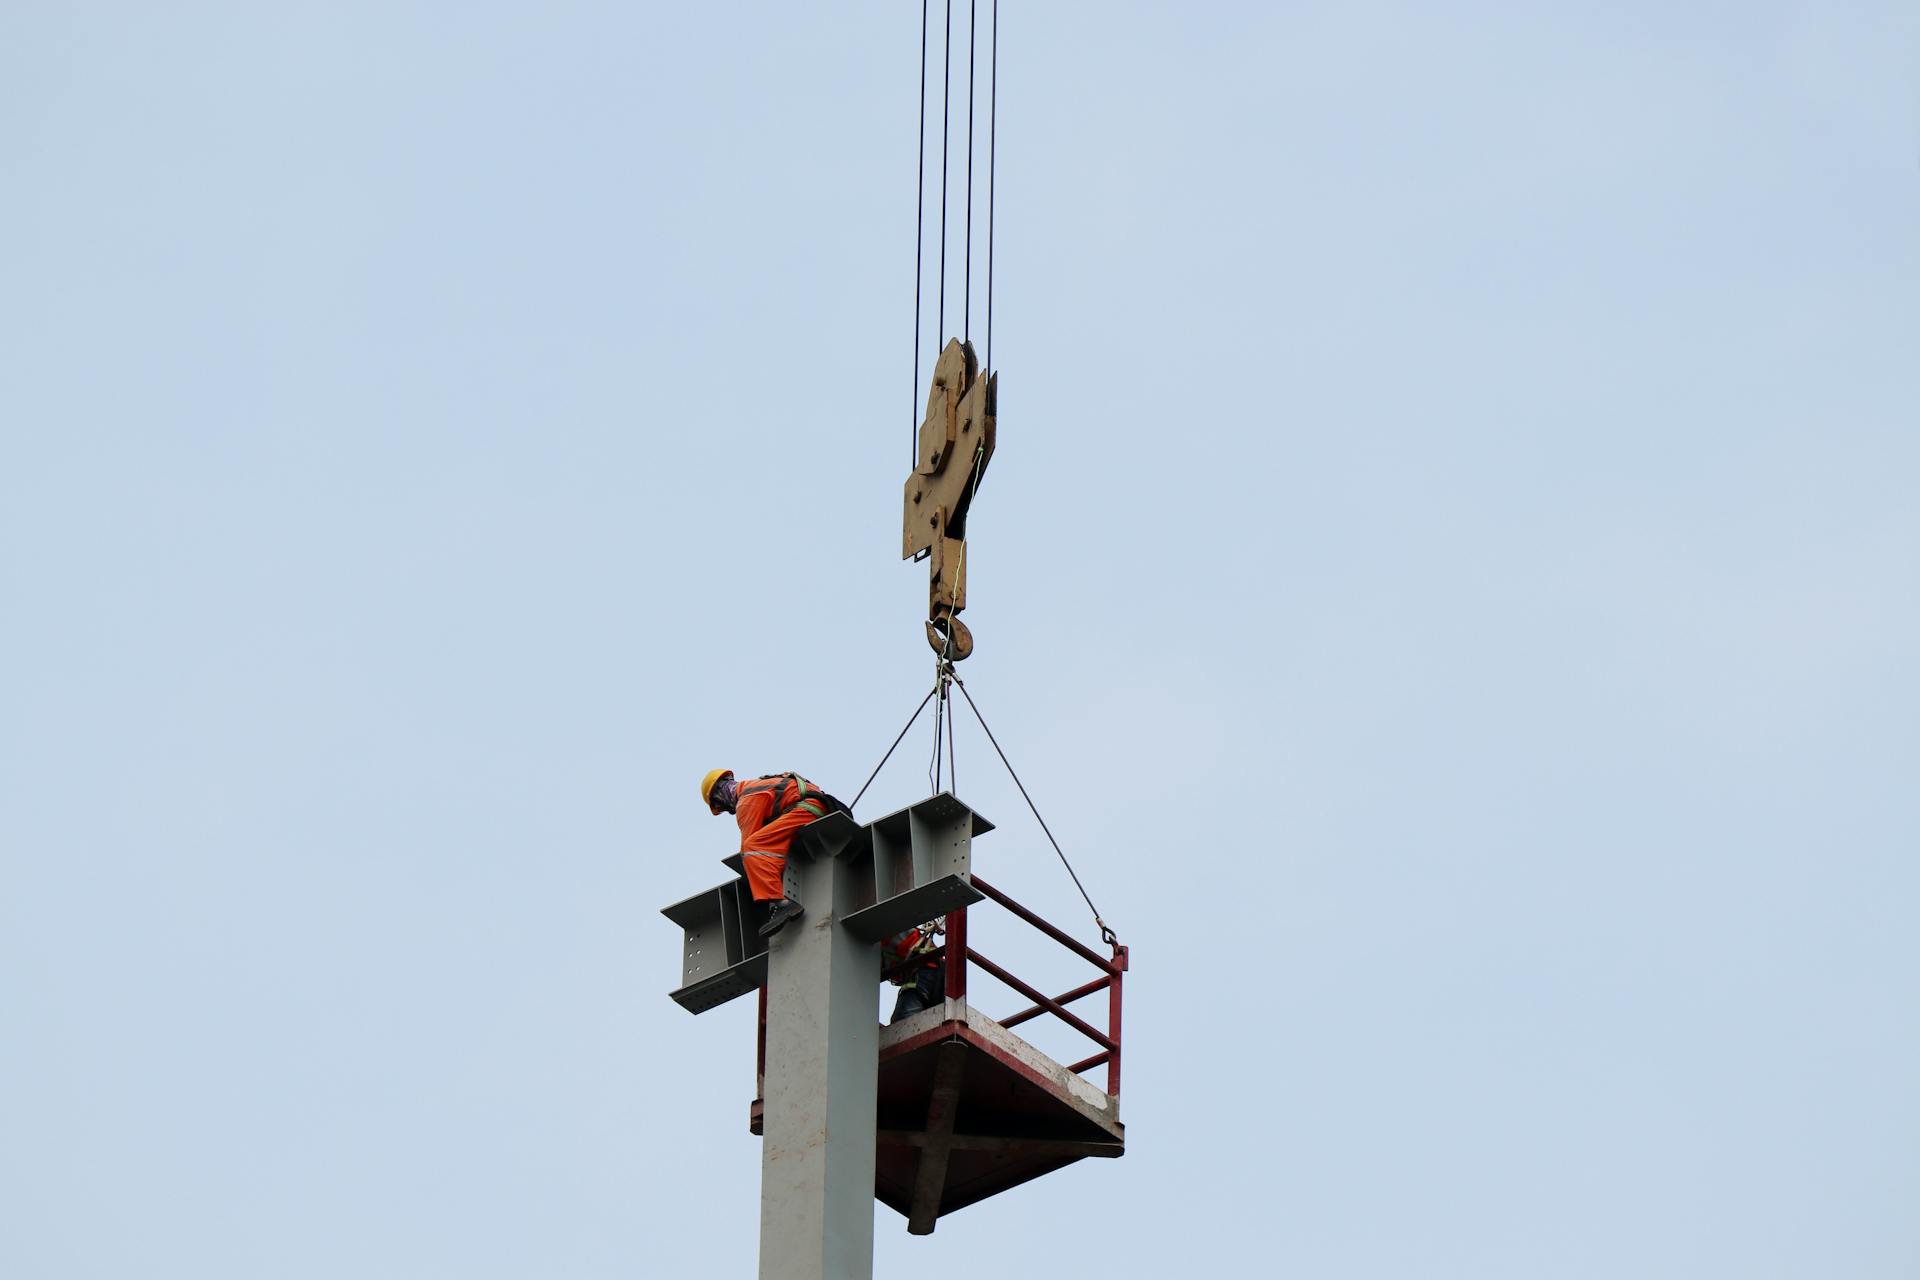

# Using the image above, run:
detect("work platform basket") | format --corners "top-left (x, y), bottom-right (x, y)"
top-left (664, 794), bottom-right (1127, 1233)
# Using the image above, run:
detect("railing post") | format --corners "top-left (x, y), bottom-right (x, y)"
top-left (943, 908), bottom-right (967, 1004)
top-left (1106, 944), bottom-right (1128, 1097)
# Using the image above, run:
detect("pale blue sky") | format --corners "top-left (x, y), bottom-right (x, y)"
top-left (4, 3), bottom-right (1917, 1277)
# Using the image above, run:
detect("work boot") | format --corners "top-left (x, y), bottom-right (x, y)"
top-left (758, 898), bottom-right (804, 938)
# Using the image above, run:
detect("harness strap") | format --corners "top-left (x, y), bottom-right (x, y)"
top-left (742, 773), bottom-right (825, 828)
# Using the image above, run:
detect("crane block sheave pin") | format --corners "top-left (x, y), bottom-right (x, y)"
top-left (904, 338), bottom-right (996, 660)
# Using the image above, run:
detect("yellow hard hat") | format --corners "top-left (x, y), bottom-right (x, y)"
top-left (700, 768), bottom-right (733, 814)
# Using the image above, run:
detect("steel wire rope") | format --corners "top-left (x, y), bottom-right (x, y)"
top-left (928, 673), bottom-right (945, 792)
top-left (895, 8), bottom-right (1107, 945)
top-left (936, 0), bottom-right (952, 344)
top-left (963, 0), bottom-right (976, 340)
top-left (985, 0), bottom-right (997, 375)
top-left (926, 659), bottom-right (961, 796)
top-left (911, 0), bottom-right (929, 465)
top-left (851, 684), bottom-right (939, 812)
top-left (944, 666), bottom-right (958, 792)
top-left (949, 670), bottom-right (1120, 947)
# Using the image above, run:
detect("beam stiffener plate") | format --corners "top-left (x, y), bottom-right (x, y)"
top-left (661, 879), bottom-right (767, 1013)
top-left (663, 793), bottom-right (989, 1013)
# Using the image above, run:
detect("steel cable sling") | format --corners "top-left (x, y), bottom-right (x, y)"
top-left (872, 2), bottom-right (1114, 946)
top-left (850, 661), bottom-right (1120, 950)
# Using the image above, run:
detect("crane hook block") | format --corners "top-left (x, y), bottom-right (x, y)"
top-left (904, 338), bottom-right (996, 660)
top-left (924, 616), bottom-right (973, 662)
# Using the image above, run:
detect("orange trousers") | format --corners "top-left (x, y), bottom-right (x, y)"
top-left (741, 807), bottom-right (819, 901)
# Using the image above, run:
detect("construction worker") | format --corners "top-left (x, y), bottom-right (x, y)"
top-left (883, 923), bottom-right (946, 1023)
top-left (701, 769), bottom-right (845, 937)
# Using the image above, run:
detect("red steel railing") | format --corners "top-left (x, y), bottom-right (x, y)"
top-left (944, 874), bottom-right (1128, 1098)
top-left (749, 874), bottom-right (1129, 1136)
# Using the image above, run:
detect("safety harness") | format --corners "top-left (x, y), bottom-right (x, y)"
top-left (738, 772), bottom-right (831, 825)
top-left (883, 922), bottom-right (945, 984)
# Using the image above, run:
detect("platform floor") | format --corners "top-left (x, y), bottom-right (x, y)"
top-left (873, 999), bottom-right (1124, 1230)
top-left (748, 998), bottom-right (1124, 1230)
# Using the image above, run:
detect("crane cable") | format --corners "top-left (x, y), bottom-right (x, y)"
top-left (853, 661), bottom-right (1119, 949)
top-left (909, 0), bottom-right (928, 467)
top-left (948, 667), bottom-right (1118, 949)
top-left (852, 685), bottom-right (936, 813)
top-left (913, 0), bottom-right (998, 455)
top-left (891, 2), bottom-right (1113, 946)
top-left (936, 0), bottom-right (951, 351)
top-left (963, 0), bottom-right (975, 341)
top-left (985, 0), bottom-right (997, 376)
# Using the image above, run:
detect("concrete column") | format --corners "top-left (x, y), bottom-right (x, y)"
top-left (757, 839), bottom-right (879, 1280)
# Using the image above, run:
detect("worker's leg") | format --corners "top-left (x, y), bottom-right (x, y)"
top-left (742, 851), bottom-right (787, 902)
top-left (887, 967), bottom-right (944, 1024)
top-left (741, 811), bottom-right (819, 901)
top-left (916, 965), bottom-right (944, 1010)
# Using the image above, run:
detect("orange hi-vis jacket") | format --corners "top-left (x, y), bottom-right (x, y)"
top-left (735, 773), bottom-right (832, 902)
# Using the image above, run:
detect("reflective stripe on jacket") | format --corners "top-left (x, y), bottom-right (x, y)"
top-left (735, 773), bottom-right (829, 856)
